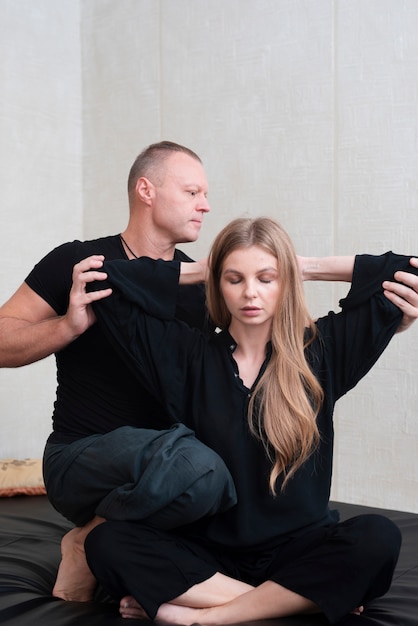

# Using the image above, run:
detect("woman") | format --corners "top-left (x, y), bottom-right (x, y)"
top-left (85, 217), bottom-right (417, 624)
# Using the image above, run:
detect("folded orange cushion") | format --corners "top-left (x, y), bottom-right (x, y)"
top-left (0, 458), bottom-right (46, 497)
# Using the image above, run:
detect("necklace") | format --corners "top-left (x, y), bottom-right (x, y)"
top-left (120, 234), bottom-right (138, 259)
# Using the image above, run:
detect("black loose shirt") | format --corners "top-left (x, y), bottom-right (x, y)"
top-left (92, 252), bottom-right (417, 549)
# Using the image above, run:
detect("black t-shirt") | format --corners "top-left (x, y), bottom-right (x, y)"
top-left (25, 235), bottom-right (210, 443)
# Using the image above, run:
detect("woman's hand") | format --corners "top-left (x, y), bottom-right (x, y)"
top-left (383, 257), bottom-right (418, 333)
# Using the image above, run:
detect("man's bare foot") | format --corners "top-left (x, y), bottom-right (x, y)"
top-left (53, 516), bottom-right (105, 601)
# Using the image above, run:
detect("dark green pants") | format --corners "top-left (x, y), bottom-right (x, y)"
top-left (43, 423), bottom-right (236, 527)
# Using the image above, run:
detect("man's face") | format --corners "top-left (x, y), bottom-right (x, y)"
top-left (151, 152), bottom-right (210, 244)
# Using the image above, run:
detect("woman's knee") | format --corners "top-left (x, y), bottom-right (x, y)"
top-left (344, 514), bottom-right (401, 567)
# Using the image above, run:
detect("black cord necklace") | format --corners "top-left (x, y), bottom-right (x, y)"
top-left (120, 234), bottom-right (139, 259)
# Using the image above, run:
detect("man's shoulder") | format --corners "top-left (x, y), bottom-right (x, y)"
top-left (25, 235), bottom-right (124, 315)
top-left (42, 234), bottom-right (122, 261)
top-left (72, 234), bottom-right (122, 259)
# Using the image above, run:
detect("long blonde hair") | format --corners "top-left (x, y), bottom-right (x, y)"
top-left (207, 217), bottom-right (323, 493)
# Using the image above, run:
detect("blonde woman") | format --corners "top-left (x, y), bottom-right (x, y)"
top-left (85, 217), bottom-right (418, 624)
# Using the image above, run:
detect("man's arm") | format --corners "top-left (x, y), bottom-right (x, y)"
top-left (0, 255), bottom-right (112, 367)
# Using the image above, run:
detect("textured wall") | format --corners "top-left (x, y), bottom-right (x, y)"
top-left (0, 0), bottom-right (82, 458)
top-left (332, 0), bottom-right (418, 511)
top-left (0, 0), bottom-right (417, 512)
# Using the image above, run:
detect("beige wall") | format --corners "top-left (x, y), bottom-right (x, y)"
top-left (0, 0), bottom-right (417, 512)
top-left (0, 0), bottom-right (82, 459)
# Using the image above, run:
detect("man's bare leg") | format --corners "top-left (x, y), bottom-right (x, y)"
top-left (53, 515), bottom-right (105, 601)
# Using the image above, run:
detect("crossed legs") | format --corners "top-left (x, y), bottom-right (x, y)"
top-left (85, 514), bottom-right (400, 624)
top-left (119, 575), bottom-right (321, 624)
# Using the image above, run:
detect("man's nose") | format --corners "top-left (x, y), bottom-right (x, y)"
top-left (198, 195), bottom-right (210, 213)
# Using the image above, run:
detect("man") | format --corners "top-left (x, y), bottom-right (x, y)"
top-left (1, 140), bottom-right (418, 602)
top-left (0, 142), bottom-right (239, 602)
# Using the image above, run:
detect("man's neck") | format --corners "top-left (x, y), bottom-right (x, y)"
top-left (121, 229), bottom-right (176, 260)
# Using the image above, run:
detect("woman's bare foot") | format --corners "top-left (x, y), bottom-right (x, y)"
top-left (352, 605), bottom-right (364, 616)
top-left (120, 596), bottom-right (208, 624)
top-left (120, 596), bottom-right (149, 619)
top-left (53, 516), bottom-right (105, 601)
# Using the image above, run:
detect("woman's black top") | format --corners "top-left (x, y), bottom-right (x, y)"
top-left (91, 252), bottom-right (417, 550)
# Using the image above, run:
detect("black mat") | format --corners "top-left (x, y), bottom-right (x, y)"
top-left (0, 496), bottom-right (417, 625)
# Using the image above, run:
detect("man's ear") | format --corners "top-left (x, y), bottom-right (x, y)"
top-left (136, 177), bottom-right (155, 205)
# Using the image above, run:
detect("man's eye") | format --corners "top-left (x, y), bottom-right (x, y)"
top-left (189, 191), bottom-right (197, 196)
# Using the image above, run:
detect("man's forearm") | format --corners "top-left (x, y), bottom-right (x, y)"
top-left (0, 316), bottom-right (78, 367)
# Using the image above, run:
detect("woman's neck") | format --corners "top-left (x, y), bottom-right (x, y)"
top-left (228, 323), bottom-right (271, 389)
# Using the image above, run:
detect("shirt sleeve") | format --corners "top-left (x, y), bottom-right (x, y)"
top-left (25, 242), bottom-right (78, 314)
top-left (91, 257), bottom-right (205, 423)
top-left (339, 251), bottom-right (418, 309)
top-left (95, 257), bottom-right (181, 319)
top-left (314, 252), bottom-right (418, 402)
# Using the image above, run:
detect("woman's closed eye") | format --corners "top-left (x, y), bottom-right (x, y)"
top-left (258, 272), bottom-right (278, 284)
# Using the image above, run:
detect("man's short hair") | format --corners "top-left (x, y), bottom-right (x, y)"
top-left (127, 141), bottom-right (202, 196)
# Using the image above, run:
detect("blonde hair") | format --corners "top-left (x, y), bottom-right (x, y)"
top-left (207, 217), bottom-right (323, 493)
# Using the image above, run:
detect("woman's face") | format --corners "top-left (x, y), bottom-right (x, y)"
top-left (220, 245), bottom-right (281, 331)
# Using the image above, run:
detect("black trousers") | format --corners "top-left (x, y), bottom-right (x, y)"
top-left (85, 513), bottom-right (401, 624)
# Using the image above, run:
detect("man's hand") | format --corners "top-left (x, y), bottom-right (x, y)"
top-left (0, 255), bottom-right (112, 367)
top-left (65, 255), bottom-right (112, 336)
top-left (383, 257), bottom-right (418, 333)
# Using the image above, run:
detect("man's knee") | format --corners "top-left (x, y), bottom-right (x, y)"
top-left (140, 438), bottom-right (237, 529)
top-left (176, 440), bottom-right (237, 514)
